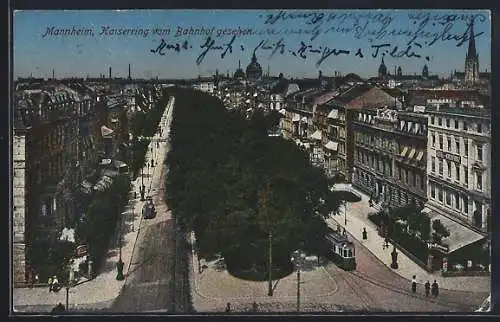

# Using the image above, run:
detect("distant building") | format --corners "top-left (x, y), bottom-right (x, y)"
top-left (245, 53), bottom-right (263, 81)
top-left (452, 20), bottom-right (490, 85)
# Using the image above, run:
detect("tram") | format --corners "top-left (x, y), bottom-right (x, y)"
top-left (325, 229), bottom-right (356, 271)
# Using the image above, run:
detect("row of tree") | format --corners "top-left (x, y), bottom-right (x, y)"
top-left (129, 90), bottom-right (170, 177)
top-left (164, 87), bottom-right (342, 270)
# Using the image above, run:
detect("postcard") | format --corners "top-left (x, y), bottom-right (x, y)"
top-left (11, 9), bottom-right (491, 314)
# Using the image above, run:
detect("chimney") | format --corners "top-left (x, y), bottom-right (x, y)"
top-left (109, 67), bottom-right (112, 79)
top-left (128, 64), bottom-right (131, 79)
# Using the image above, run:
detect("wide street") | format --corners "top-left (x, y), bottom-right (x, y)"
top-left (109, 97), bottom-right (187, 313)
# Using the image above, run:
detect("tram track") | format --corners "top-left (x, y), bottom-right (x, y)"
top-left (346, 269), bottom-right (472, 311)
top-left (327, 264), bottom-right (376, 311)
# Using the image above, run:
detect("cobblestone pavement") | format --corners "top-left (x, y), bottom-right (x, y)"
top-left (330, 183), bottom-right (490, 294)
top-left (12, 97), bottom-right (175, 314)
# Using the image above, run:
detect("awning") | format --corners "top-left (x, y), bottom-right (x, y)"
top-left (301, 116), bottom-right (308, 123)
top-left (101, 125), bottom-right (114, 137)
top-left (327, 109), bottom-right (339, 119)
top-left (311, 130), bottom-right (322, 140)
top-left (400, 146), bottom-right (408, 157)
top-left (325, 141), bottom-right (338, 151)
top-left (416, 150), bottom-right (424, 162)
top-left (426, 211), bottom-right (486, 253)
top-left (407, 148), bottom-right (416, 160)
top-left (292, 114), bottom-right (300, 122)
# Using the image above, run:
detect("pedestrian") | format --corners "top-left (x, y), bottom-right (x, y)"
top-left (431, 280), bottom-right (439, 297)
top-left (362, 227), bottom-right (367, 240)
top-left (252, 302), bottom-right (258, 312)
top-left (51, 302), bottom-right (66, 314)
top-left (48, 276), bottom-right (53, 292)
top-left (424, 280), bottom-right (430, 297)
top-left (383, 237), bottom-right (389, 250)
top-left (411, 275), bottom-right (417, 293)
top-left (34, 274), bottom-right (39, 286)
top-left (225, 302), bottom-right (231, 313)
top-left (52, 276), bottom-right (59, 292)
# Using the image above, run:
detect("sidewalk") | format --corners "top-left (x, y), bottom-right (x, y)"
top-left (328, 183), bottom-right (490, 293)
top-left (13, 97), bottom-right (176, 312)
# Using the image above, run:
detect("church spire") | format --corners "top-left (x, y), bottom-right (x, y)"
top-left (467, 19), bottom-right (477, 59)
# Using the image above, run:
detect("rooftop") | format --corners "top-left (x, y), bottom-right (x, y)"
top-left (425, 106), bottom-right (491, 117)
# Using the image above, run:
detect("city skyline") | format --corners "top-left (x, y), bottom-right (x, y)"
top-left (14, 9), bottom-right (491, 79)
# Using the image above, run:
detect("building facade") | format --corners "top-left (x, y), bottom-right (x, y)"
top-left (425, 106), bottom-right (491, 233)
top-left (352, 108), bottom-right (428, 210)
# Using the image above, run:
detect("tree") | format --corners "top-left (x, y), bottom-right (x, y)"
top-left (432, 219), bottom-right (450, 244)
top-left (164, 86), bottom-right (342, 274)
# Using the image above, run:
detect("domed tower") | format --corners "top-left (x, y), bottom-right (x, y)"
top-left (233, 60), bottom-right (245, 79)
top-left (246, 53), bottom-right (263, 81)
top-left (378, 56), bottom-right (387, 77)
top-left (422, 64), bottom-right (429, 78)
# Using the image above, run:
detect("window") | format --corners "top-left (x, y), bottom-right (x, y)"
top-left (399, 167), bottom-right (402, 180)
top-left (477, 173), bottom-right (483, 190)
top-left (464, 141), bottom-right (468, 156)
top-left (456, 164), bottom-right (460, 181)
top-left (454, 120), bottom-right (459, 129)
top-left (463, 122), bottom-right (468, 131)
top-left (420, 175), bottom-right (424, 189)
top-left (431, 132), bottom-right (435, 147)
top-left (405, 169), bottom-right (409, 184)
top-left (454, 193), bottom-right (460, 210)
top-left (455, 139), bottom-right (460, 154)
top-left (447, 137), bottom-right (451, 151)
top-left (431, 184), bottom-right (436, 198)
top-left (431, 116), bottom-right (435, 124)
top-left (477, 144), bottom-right (483, 161)
top-left (446, 191), bottom-right (451, 205)
top-left (431, 157), bottom-right (436, 172)
top-left (412, 172), bottom-right (416, 187)
top-left (464, 166), bottom-right (468, 185)
top-left (464, 196), bottom-right (469, 214)
top-left (439, 135), bottom-right (443, 150)
top-left (438, 159), bottom-right (443, 175)
top-left (438, 188), bottom-right (443, 202)
top-left (447, 160), bottom-right (452, 177)
top-left (477, 123), bottom-right (482, 133)
top-left (446, 118), bottom-right (450, 127)
top-left (438, 117), bottom-right (442, 126)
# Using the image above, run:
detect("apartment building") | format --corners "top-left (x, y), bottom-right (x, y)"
top-left (352, 107), bottom-right (428, 209)
top-left (425, 106), bottom-right (491, 233)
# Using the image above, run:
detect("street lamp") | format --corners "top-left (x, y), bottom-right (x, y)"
top-left (344, 200), bottom-right (347, 226)
top-left (116, 217), bottom-right (124, 280)
top-left (291, 250), bottom-right (306, 312)
top-left (65, 266), bottom-right (76, 312)
top-left (140, 167), bottom-right (145, 201)
top-left (268, 231), bottom-right (273, 296)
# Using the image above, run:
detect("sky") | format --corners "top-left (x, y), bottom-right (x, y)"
top-left (13, 9), bottom-right (491, 79)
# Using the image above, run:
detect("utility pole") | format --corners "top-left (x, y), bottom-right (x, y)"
top-left (296, 263), bottom-right (301, 312)
top-left (268, 230), bottom-right (273, 296)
